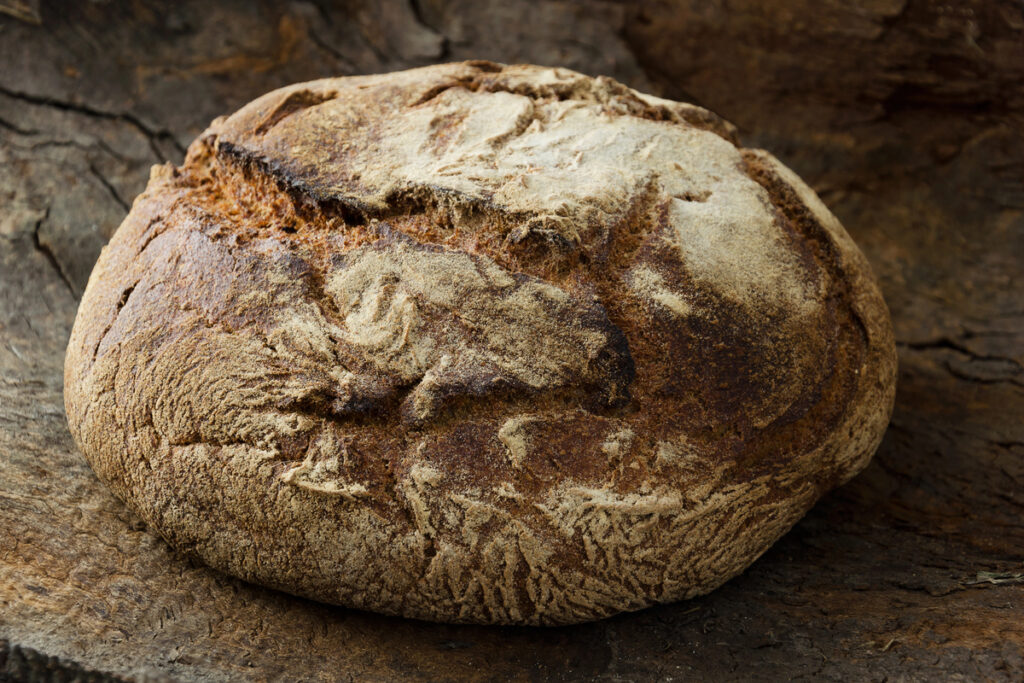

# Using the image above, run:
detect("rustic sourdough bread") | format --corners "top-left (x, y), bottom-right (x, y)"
top-left (64, 61), bottom-right (897, 625)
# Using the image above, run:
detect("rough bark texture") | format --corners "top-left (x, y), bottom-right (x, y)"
top-left (0, 0), bottom-right (1021, 679)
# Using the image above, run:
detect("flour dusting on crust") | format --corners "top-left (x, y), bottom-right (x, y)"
top-left (64, 62), bottom-right (897, 625)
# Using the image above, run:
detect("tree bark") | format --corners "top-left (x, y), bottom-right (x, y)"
top-left (1, 1), bottom-right (1021, 680)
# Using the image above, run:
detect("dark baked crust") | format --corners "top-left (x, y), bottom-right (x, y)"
top-left (63, 62), bottom-right (897, 625)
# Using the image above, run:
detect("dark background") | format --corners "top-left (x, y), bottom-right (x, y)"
top-left (1, 0), bottom-right (1022, 680)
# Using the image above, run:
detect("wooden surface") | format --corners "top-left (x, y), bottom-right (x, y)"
top-left (1, 1), bottom-right (1021, 680)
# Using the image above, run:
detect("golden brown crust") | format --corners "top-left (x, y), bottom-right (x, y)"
top-left (63, 61), bottom-right (897, 625)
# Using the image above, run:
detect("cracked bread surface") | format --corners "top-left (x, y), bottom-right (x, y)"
top-left (63, 61), bottom-right (897, 626)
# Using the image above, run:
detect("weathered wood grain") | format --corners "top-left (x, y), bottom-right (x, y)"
top-left (1, 0), bottom-right (1021, 679)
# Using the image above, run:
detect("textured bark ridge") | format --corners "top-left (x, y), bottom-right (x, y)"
top-left (62, 62), bottom-right (896, 626)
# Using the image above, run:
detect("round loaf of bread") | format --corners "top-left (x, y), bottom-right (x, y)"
top-left (64, 62), bottom-right (896, 625)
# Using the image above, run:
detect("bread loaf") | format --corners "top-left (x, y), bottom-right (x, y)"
top-left (63, 62), bottom-right (897, 625)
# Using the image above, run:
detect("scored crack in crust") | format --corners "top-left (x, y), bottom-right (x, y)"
top-left (63, 61), bottom-right (897, 625)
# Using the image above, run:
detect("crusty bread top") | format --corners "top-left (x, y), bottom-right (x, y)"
top-left (195, 60), bottom-right (890, 447)
top-left (64, 62), bottom-right (896, 625)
